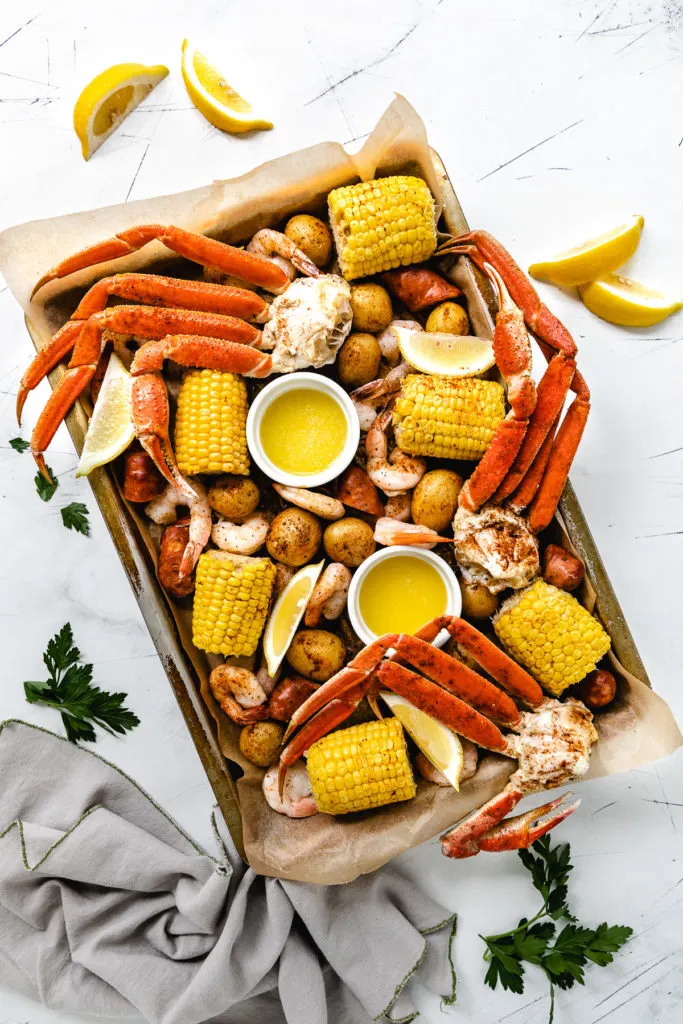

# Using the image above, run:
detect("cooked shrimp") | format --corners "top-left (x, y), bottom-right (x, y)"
top-left (209, 664), bottom-right (269, 725)
top-left (351, 360), bottom-right (412, 406)
top-left (262, 761), bottom-right (318, 818)
top-left (373, 516), bottom-right (452, 550)
top-left (273, 483), bottom-right (345, 521)
top-left (365, 410), bottom-right (426, 497)
top-left (384, 493), bottom-right (412, 522)
top-left (376, 319), bottom-right (423, 367)
top-left (255, 655), bottom-right (281, 697)
top-left (274, 561), bottom-right (295, 595)
top-left (415, 740), bottom-right (478, 787)
top-left (247, 229), bottom-right (320, 279)
top-left (145, 480), bottom-right (211, 575)
top-left (211, 514), bottom-right (270, 555)
top-left (304, 563), bottom-right (352, 626)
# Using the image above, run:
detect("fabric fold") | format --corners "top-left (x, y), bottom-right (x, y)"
top-left (0, 720), bottom-right (456, 1023)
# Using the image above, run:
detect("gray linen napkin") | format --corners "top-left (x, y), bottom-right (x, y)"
top-left (0, 720), bottom-right (456, 1023)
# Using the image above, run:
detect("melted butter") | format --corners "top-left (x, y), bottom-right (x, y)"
top-left (359, 555), bottom-right (448, 637)
top-left (260, 387), bottom-right (347, 475)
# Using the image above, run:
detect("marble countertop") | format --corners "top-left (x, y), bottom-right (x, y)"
top-left (1, 1), bottom-right (682, 1021)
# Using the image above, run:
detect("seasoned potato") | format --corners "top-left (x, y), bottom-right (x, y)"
top-left (337, 332), bottom-right (382, 388)
top-left (208, 476), bottom-right (260, 521)
top-left (287, 629), bottom-right (346, 682)
top-left (284, 214), bottom-right (332, 267)
top-left (460, 578), bottom-right (499, 620)
top-left (267, 508), bottom-right (322, 567)
top-left (350, 283), bottom-right (393, 333)
top-left (239, 721), bottom-right (285, 767)
top-left (411, 470), bottom-right (463, 533)
top-left (425, 301), bottom-right (470, 335)
top-left (323, 517), bottom-right (375, 567)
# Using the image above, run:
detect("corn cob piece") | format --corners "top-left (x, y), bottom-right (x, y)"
top-left (393, 374), bottom-right (505, 460)
top-left (493, 579), bottom-right (611, 695)
top-left (307, 718), bottom-right (416, 815)
top-left (175, 369), bottom-right (249, 476)
top-left (328, 175), bottom-right (437, 281)
top-left (192, 551), bottom-right (276, 656)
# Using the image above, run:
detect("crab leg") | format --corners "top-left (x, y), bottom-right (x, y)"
top-left (458, 263), bottom-right (536, 512)
top-left (440, 788), bottom-right (580, 858)
top-left (16, 321), bottom-right (83, 424)
top-left (390, 635), bottom-right (521, 727)
top-left (278, 690), bottom-right (367, 793)
top-left (376, 662), bottom-right (509, 752)
top-left (446, 619), bottom-right (544, 708)
top-left (71, 273), bottom-right (270, 322)
top-left (507, 411), bottom-right (560, 513)
top-left (31, 224), bottom-right (291, 297)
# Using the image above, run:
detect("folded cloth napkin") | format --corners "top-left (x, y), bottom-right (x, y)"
top-left (0, 720), bottom-right (456, 1024)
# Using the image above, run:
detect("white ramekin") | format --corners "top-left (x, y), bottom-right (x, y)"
top-left (348, 545), bottom-right (462, 646)
top-left (246, 372), bottom-right (360, 488)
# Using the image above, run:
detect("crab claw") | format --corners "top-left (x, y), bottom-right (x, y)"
top-left (440, 788), bottom-right (580, 858)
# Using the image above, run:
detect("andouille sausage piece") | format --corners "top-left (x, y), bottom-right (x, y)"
top-left (269, 675), bottom-right (319, 722)
top-left (542, 543), bottom-right (585, 592)
top-left (122, 450), bottom-right (166, 503)
top-left (381, 268), bottom-right (462, 312)
top-left (575, 669), bottom-right (617, 709)
top-left (158, 521), bottom-right (195, 599)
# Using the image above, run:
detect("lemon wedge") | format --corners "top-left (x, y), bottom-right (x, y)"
top-left (263, 561), bottom-right (324, 676)
top-left (76, 353), bottom-right (135, 477)
top-left (380, 692), bottom-right (464, 790)
top-left (73, 62), bottom-right (168, 160)
top-left (528, 215), bottom-right (645, 287)
top-left (394, 327), bottom-right (495, 377)
top-left (181, 40), bottom-right (273, 134)
top-left (578, 274), bottom-right (683, 327)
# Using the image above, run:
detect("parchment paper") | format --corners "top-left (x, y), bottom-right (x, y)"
top-left (1, 96), bottom-right (680, 884)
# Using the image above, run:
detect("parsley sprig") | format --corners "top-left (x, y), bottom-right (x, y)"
top-left (9, 436), bottom-right (30, 453)
top-left (24, 624), bottom-right (140, 744)
top-left (61, 501), bottom-right (90, 535)
top-left (482, 836), bottom-right (632, 1022)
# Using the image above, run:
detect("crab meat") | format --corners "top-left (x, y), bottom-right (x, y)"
top-left (262, 274), bottom-right (352, 372)
top-left (453, 505), bottom-right (540, 593)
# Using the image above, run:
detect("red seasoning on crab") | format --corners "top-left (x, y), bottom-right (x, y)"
top-left (453, 506), bottom-right (540, 593)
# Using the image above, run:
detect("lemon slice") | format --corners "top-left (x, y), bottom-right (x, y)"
top-left (263, 561), bottom-right (324, 676)
top-left (578, 274), bottom-right (683, 327)
top-left (528, 215), bottom-right (644, 287)
top-left (73, 62), bottom-right (168, 160)
top-left (380, 692), bottom-right (464, 790)
top-left (76, 353), bottom-right (135, 477)
top-left (394, 327), bottom-right (495, 377)
top-left (181, 40), bottom-right (273, 134)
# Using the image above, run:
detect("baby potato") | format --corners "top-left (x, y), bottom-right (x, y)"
top-left (425, 301), bottom-right (470, 335)
top-left (239, 720), bottom-right (285, 767)
top-left (284, 214), bottom-right (332, 267)
top-left (287, 629), bottom-right (346, 682)
top-left (460, 578), bottom-right (499, 620)
top-left (337, 332), bottom-right (382, 388)
top-left (350, 283), bottom-right (393, 333)
top-left (323, 517), bottom-right (375, 567)
top-left (411, 470), bottom-right (463, 533)
top-left (208, 476), bottom-right (260, 521)
top-left (267, 508), bottom-right (322, 567)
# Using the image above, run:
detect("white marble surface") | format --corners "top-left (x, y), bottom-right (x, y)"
top-left (1, 1), bottom-right (682, 1021)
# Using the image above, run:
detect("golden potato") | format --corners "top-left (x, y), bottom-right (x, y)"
top-left (323, 517), bottom-right (375, 567)
top-left (208, 476), bottom-right (260, 521)
top-left (286, 629), bottom-right (346, 682)
top-left (266, 508), bottom-right (322, 567)
top-left (337, 332), bottom-right (382, 388)
top-left (350, 284), bottom-right (393, 333)
top-left (239, 721), bottom-right (285, 767)
top-left (411, 470), bottom-right (463, 534)
top-left (460, 579), bottom-right (499, 620)
top-left (425, 301), bottom-right (470, 335)
top-left (284, 214), bottom-right (332, 267)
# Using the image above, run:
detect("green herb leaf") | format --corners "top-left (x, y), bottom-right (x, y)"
top-left (9, 436), bottom-right (30, 453)
top-left (24, 623), bottom-right (140, 744)
top-left (60, 501), bottom-right (90, 535)
top-left (35, 465), bottom-right (58, 501)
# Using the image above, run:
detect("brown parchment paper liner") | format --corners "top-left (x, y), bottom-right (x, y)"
top-left (1, 96), bottom-right (680, 883)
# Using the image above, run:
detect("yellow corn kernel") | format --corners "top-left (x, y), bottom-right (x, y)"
top-left (192, 552), bottom-right (276, 657)
top-left (392, 374), bottom-right (505, 460)
top-left (307, 718), bottom-right (416, 814)
top-left (493, 579), bottom-right (611, 694)
top-left (175, 369), bottom-right (249, 476)
top-left (328, 176), bottom-right (437, 280)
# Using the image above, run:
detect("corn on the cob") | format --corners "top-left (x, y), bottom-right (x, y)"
top-left (493, 579), bottom-right (611, 695)
top-left (175, 369), bottom-right (249, 476)
top-left (328, 175), bottom-right (437, 281)
top-left (393, 374), bottom-right (505, 460)
top-left (307, 718), bottom-right (416, 814)
top-left (192, 552), bottom-right (276, 656)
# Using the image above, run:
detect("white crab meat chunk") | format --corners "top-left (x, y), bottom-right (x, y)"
top-left (263, 274), bottom-right (352, 373)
